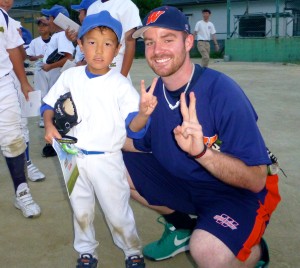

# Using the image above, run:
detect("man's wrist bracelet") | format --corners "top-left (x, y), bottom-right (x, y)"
top-left (190, 145), bottom-right (207, 159)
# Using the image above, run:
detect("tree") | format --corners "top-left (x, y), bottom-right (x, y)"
top-left (132, 0), bottom-right (162, 19)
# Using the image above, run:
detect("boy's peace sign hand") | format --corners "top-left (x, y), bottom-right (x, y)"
top-left (139, 77), bottom-right (158, 116)
top-left (173, 92), bottom-right (205, 157)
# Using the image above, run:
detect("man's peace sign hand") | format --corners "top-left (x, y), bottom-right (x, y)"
top-left (173, 92), bottom-right (205, 157)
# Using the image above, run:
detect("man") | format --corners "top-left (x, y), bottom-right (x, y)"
top-left (194, 9), bottom-right (219, 67)
top-left (0, 7), bottom-right (41, 218)
top-left (123, 6), bottom-right (281, 267)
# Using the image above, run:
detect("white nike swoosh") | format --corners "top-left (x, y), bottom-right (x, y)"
top-left (174, 235), bottom-right (191, 247)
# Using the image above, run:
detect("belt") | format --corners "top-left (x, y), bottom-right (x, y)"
top-left (198, 40), bottom-right (210, 42)
top-left (79, 149), bottom-right (105, 155)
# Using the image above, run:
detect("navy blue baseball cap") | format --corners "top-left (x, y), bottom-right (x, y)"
top-left (78, 10), bottom-right (122, 42)
top-left (132, 6), bottom-right (191, 39)
top-left (41, 5), bottom-right (70, 18)
top-left (71, 0), bottom-right (97, 11)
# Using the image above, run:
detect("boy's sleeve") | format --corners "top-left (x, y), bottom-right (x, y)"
top-left (6, 15), bottom-right (24, 49)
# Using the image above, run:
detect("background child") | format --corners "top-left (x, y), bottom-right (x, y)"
top-left (0, 7), bottom-right (41, 218)
top-left (0, 0), bottom-right (45, 181)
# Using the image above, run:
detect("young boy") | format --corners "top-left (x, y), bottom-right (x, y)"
top-left (0, 7), bottom-right (41, 217)
top-left (26, 16), bottom-right (51, 65)
top-left (42, 11), bottom-right (157, 268)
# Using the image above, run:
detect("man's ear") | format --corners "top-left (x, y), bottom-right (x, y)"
top-left (185, 34), bottom-right (195, 52)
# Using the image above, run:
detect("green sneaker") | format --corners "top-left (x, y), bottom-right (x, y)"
top-left (143, 216), bottom-right (192, 261)
top-left (255, 238), bottom-right (270, 268)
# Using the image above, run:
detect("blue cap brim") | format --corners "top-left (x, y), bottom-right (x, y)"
top-left (41, 9), bottom-right (52, 17)
top-left (71, 4), bottom-right (83, 11)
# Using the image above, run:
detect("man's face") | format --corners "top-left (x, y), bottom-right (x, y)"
top-left (202, 11), bottom-right (210, 21)
top-left (143, 27), bottom-right (189, 78)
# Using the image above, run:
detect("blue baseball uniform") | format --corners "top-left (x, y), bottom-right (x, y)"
top-left (123, 64), bottom-right (281, 261)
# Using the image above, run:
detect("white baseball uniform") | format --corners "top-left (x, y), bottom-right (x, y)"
top-left (0, 8), bottom-right (26, 157)
top-left (87, 0), bottom-right (141, 73)
top-left (43, 66), bottom-right (144, 257)
top-left (35, 31), bottom-right (74, 99)
top-left (26, 35), bottom-right (51, 69)
top-left (7, 18), bottom-right (30, 142)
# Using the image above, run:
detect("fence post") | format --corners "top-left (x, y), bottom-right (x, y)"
top-left (227, 0), bottom-right (231, 39)
top-left (275, 0), bottom-right (279, 37)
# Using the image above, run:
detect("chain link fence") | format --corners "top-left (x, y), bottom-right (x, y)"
top-left (9, 8), bottom-right (42, 37)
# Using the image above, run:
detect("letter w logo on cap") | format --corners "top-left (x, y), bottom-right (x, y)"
top-left (146, 11), bottom-right (165, 25)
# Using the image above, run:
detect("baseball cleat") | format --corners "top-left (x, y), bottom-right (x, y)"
top-left (14, 183), bottom-right (41, 218)
top-left (27, 161), bottom-right (45, 181)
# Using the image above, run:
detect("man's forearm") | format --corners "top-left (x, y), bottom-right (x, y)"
top-left (121, 29), bottom-right (136, 77)
top-left (197, 148), bottom-right (267, 193)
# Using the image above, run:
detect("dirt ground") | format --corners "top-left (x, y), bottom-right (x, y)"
top-left (0, 59), bottom-right (299, 267)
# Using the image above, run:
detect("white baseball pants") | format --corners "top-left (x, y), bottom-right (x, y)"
top-left (70, 151), bottom-right (142, 258)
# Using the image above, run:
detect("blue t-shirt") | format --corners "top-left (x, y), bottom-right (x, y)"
top-left (133, 64), bottom-right (271, 183)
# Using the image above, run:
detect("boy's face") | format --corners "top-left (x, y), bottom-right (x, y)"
top-left (78, 27), bottom-right (121, 75)
top-left (37, 22), bottom-right (50, 36)
top-left (0, 0), bottom-right (14, 11)
top-left (47, 16), bottom-right (59, 34)
top-left (78, 9), bottom-right (87, 24)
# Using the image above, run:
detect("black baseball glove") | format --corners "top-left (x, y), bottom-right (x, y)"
top-left (54, 92), bottom-right (79, 136)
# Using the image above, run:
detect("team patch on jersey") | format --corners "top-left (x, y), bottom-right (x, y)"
top-left (213, 214), bottom-right (239, 230)
top-left (203, 134), bottom-right (218, 147)
top-left (0, 26), bottom-right (4, 33)
top-left (146, 11), bottom-right (165, 25)
top-left (109, 62), bottom-right (116, 67)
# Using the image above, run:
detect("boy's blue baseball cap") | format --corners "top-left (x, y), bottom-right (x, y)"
top-left (132, 6), bottom-right (190, 39)
top-left (41, 5), bottom-right (70, 18)
top-left (78, 10), bottom-right (122, 42)
top-left (21, 27), bottom-right (33, 45)
top-left (71, 0), bottom-right (96, 11)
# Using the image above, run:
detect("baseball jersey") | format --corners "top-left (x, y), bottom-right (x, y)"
top-left (87, 0), bottom-right (141, 56)
top-left (194, 20), bottom-right (216, 41)
top-left (133, 64), bottom-right (271, 183)
top-left (43, 66), bottom-right (146, 152)
top-left (27, 36), bottom-right (50, 57)
top-left (0, 8), bottom-right (24, 77)
top-left (43, 31), bottom-right (74, 64)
